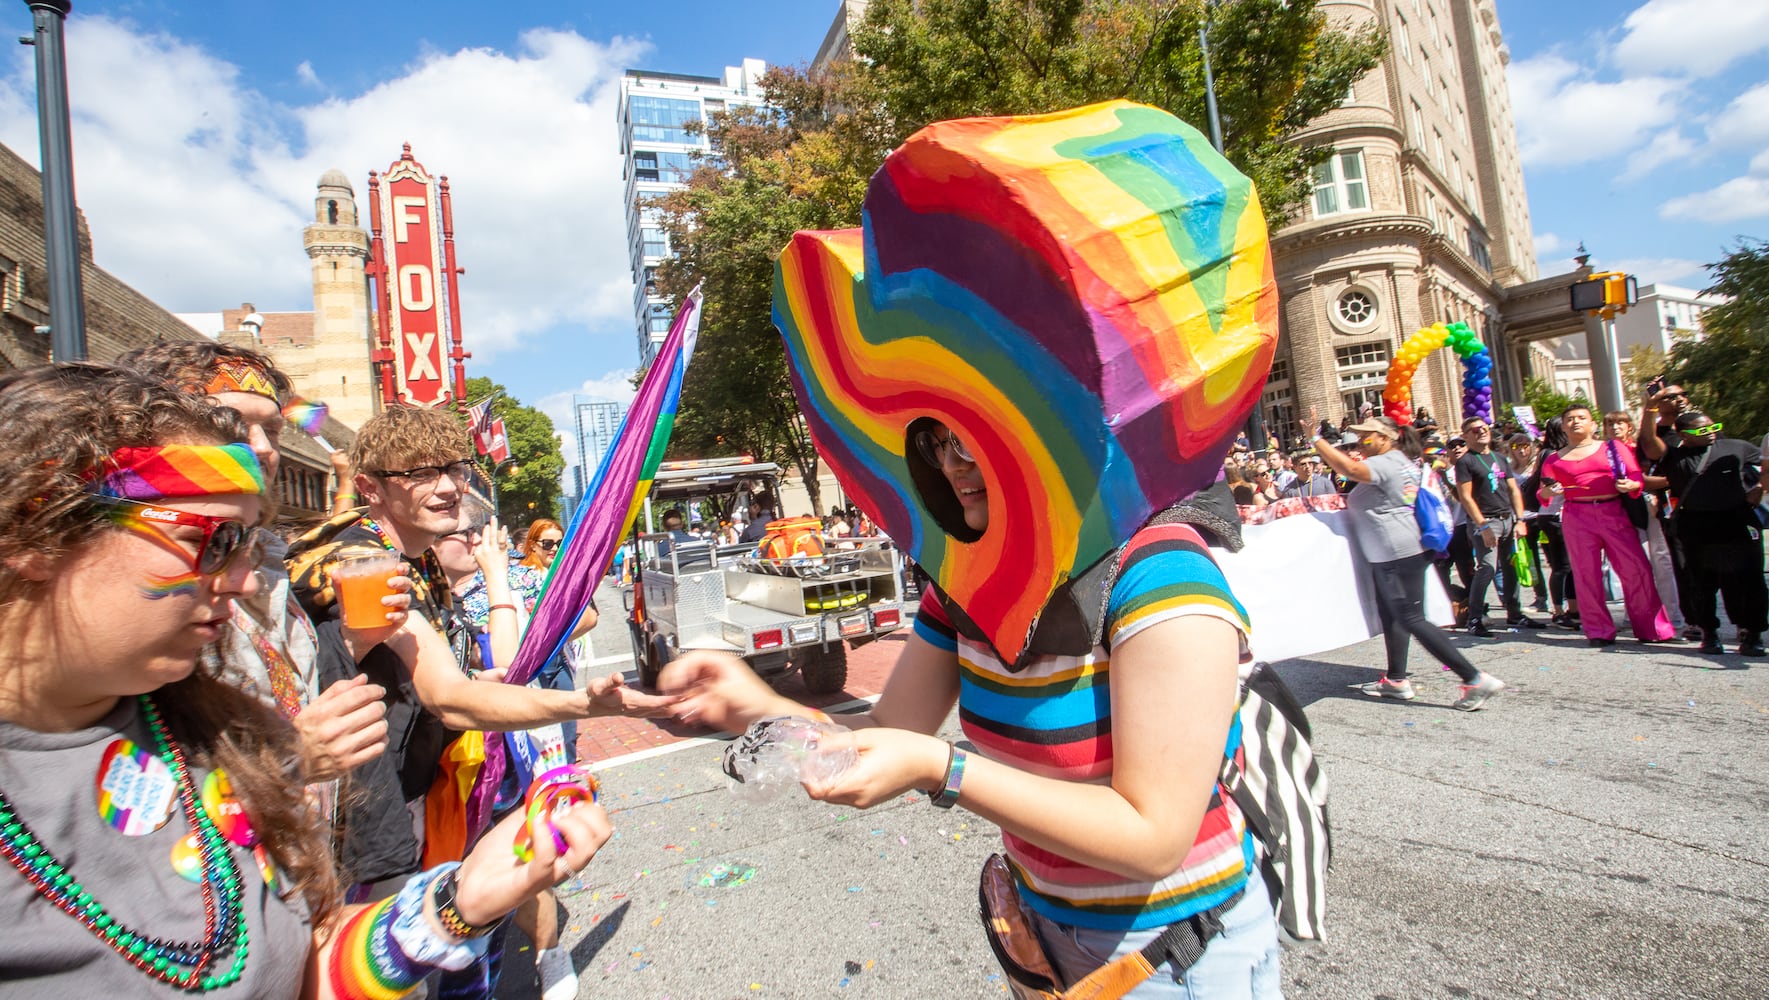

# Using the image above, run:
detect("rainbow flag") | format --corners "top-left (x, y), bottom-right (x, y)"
top-left (463, 286), bottom-right (700, 827)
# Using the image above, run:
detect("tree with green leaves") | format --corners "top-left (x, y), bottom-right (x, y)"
top-left (462, 376), bottom-right (563, 527)
top-left (851, 0), bottom-right (1385, 222)
top-left (654, 0), bottom-right (1385, 504)
top-left (1521, 376), bottom-right (1589, 427)
top-left (1666, 239), bottom-right (1769, 441)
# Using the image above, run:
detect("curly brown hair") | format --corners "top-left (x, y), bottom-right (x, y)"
top-left (0, 364), bottom-right (338, 923)
top-left (113, 339), bottom-right (292, 401)
top-left (351, 404), bottom-right (472, 478)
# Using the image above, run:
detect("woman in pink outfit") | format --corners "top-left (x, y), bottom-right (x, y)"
top-left (1539, 405), bottom-right (1675, 646)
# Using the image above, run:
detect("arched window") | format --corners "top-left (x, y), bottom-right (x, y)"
top-left (327, 200), bottom-right (339, 224)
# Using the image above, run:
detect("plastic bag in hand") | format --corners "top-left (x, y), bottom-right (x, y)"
top-left (722, 716), bottom-right (856, 802)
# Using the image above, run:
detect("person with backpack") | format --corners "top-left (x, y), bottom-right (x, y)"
top-left (1312, 414), bottom-right (1505, 710)
top-left (662, 422), bottom-right (1282, 997)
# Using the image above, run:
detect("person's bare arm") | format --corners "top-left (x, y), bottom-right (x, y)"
top-left (1312, 435), bottom-right (1373, 483)
top-left (1638, 393), bottom-right (1667, 461)
top-left (804, 616), bottom-right (1241, 881)
top-left (1457, 478), bottom-right (1485, 525)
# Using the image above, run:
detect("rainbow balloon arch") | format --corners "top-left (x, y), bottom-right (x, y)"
top-left (1381, 321), bottom-right (1493, 426)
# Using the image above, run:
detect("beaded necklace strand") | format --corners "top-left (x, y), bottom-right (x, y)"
top-left (0, 696), bottom-right (250, 991)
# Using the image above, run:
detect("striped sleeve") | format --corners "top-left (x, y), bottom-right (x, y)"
top-left (1107, 523), bottom-right (1251, 650)
top-left (913, 588), bottom-right (958, 652)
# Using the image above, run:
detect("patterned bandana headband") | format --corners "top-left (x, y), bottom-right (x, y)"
top-left (96, 444), bottom-right (266, 500)
top-left (198, 358), bottom-right (281, 402)
top-left (773, 100), bottom-right (1278, 664)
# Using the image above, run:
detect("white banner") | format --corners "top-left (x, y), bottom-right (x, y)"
top-left (1216, 508), bottom-right (1451, 664)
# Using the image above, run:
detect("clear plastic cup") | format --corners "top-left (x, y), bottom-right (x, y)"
top-left (331, 551), bottom-right (402, 629)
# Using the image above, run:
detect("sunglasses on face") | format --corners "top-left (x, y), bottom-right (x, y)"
top-left (371, 459), bottom-right (475, 487)
top-left (1681, 422), bottom-right (1723, 436)
top-left (537, 538), bottom-right (561, 551)
top-left (94, 496), bottom-right (255, 576)
top-left (913, 427), bottom-right (974, 466)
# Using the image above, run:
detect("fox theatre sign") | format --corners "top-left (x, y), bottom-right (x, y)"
top-left (367, 144), bottom-right (469, 408)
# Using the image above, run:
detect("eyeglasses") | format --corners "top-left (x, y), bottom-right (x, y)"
top-left (913, 427), bottom-right (974, 467)
top-left (1681, 421), bottom-right (1723, 435)
top-left (93, 496), bottom-right (254, 576)
top-left (370, 460), bottom-right (475, 487)
top-left (537, 538), bottom-right (561, 551)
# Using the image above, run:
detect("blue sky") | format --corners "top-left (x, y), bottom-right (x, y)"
top-left (0, 1), bottom-right (1762, 473)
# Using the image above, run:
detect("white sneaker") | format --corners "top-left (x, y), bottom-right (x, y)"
top-left (1452, 673), bottom-right (1506, 712)
top-left (536, 947), bottom-right (579, 1000)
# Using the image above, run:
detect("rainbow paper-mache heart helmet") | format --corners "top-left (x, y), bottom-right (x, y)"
top-left (772, 100), bottom-right (1279, 666)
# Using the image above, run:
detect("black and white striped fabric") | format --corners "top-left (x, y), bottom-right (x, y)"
top-left (1219, 661), bottom-right (1332, 942)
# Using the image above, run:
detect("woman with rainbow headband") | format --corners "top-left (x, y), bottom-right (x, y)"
top-left (664, 102), bottom-right (1285, 996)
top-left (0, 365), bottom-right (610, 996)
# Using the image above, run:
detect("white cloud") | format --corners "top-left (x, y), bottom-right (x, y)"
top-left (1533, 232), bottom-right (1567, 258)
top-left (1605, 257), bottom-right (1709, 285)
top-left (295, 60), bottom-right (322, 89)
top-left (1619, 128), bottom-right (1696, 182)
top-left (0, 17), bottom-right (646, 362)
top-left (1706, 81), bottom-right (1769, 150)
top-left (1659, 170), bottom-right (1769, 222)
top-left (1613, 0), bottom-right (1769, 79)
top-left (1507, 54), bottom-right (1683, 167)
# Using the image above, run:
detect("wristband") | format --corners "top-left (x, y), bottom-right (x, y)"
top-left (431, 868), bottom-right (500, 939)
top-left (489, 603), bottom-right (518, 613)
top-left (929, 744), bottom-right (967, 809)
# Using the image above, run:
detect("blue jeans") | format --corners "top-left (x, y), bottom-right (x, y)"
top-left (1031, 869), bottom-right (1283, 999)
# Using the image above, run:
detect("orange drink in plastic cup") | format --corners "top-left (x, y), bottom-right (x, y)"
top-left (332, 552), bottom-right (402, 629)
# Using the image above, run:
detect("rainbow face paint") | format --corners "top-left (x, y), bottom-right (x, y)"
top-left (139, 574), bottom-right (202, 600)
top-left (772, 101), bottom-right (1278, 664)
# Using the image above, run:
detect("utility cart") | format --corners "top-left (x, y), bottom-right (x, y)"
top-left (622, 459), bottom-right (907, 694)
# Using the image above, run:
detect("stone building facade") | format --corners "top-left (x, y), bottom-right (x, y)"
top-left (0, 140), bottom-right (345, 519)
top-left (1267, 0), bottom-right (1559, 440)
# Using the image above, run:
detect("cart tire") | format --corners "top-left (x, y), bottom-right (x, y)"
top-left (797, 643), bottom-right (849, 695)
top-left (639, 635), bottom-right (670, 690)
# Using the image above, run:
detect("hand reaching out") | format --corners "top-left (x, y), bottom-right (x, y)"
top-left (583, 670), bottom-right (680, 719)
top-left (452, 795), bottom-right (613, 926)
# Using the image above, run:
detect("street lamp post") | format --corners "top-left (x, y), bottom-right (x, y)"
top-left (22, 0), bottom-right (86, 360)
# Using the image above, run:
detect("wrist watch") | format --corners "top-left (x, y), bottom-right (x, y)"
top-left (432, 869), bottom-right (500, 939)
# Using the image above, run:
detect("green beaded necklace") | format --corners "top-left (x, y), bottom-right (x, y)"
top-left (0, 695), bottom-right (251, 991)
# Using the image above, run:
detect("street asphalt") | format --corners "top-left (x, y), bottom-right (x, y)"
top-left (494, 599), bottom-right (1768, 999)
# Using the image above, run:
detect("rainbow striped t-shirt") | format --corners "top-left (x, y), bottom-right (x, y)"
top-left (914, 522), bottom-right (1254, 931)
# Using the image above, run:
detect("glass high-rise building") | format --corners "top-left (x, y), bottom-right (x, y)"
top-left (616, 59), bottom-right (767, 364)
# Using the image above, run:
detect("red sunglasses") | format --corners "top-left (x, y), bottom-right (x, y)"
top-left (93, 496), bottom-right (256, 576)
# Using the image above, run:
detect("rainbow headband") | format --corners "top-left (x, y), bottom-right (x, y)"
top-left (96, 444), bottom-right (266, 500)
top-left (196, 358), bottom-right (280, 401)
top-left (772, 100), bottom-right (1278, 664)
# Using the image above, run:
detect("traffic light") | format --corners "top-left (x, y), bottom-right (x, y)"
top-left (1569, 271), bottom-right (1637, 316)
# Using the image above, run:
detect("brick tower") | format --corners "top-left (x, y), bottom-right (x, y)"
top-left (298, 169), bottom-right (378, 429)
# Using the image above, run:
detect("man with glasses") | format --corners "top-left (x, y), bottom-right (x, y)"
top-left (287, 406), bottom-right (669, 898)
top-left (1454, 417), bottom-right (1544, 636)
top-left (1283, 452), bottom-right (1336, 498)
top-left (1657, 411), bottom-right (1767, 656)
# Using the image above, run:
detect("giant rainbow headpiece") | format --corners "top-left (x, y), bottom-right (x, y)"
top-left (772, 100), bottom-right (1278, 665)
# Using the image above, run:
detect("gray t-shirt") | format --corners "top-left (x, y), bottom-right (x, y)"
top-left (1349, 449), bottom-right (1424, 563)
top-left (0, 700), bottom-right (310, 997)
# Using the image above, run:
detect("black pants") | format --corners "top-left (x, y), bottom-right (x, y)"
top-left (1676, 508), bottom-right (1768, 633)
top-left (1536, 516), bottom-right (1575, 606)
top-left (1660, 515), bottom-right (1700, 628)
top-left (1467, 516), bottom-right (1521, 623)
top-left (1371, 554), bottom-right (1480, 683)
